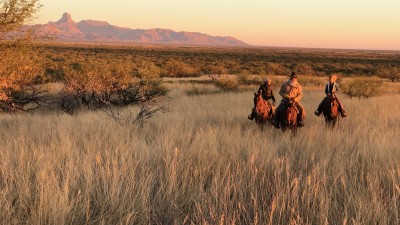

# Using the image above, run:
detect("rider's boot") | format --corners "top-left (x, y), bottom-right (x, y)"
top-left (314, 110), bottom-right (321, 116)
top-left (298, 118), bottom-right (305, 127)
top-left (272, 120), bottom-right (280, 128)
top-left (248, 110), bottom-right (255, 120)
top-left (247, 108), bottom-right (256, 120)
top-left (341, 110), bottom-right (348, 118)
top-left (248, 114), bottom-right (254, 120)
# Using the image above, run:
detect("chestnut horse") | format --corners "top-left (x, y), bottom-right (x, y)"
top-left (322, 95), bottom-right (339, 127)
top-left (253, 92), bottom-right (274, 127)
top-left (278, 100), bottom-right (299, 133)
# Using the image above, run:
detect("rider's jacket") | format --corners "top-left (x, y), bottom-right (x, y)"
top-left (257, 83), bottom-right (275, 103)
top-left (325, 82), bottom-right (339, 96)
top-left (279, 80), bottom-right (302, 101)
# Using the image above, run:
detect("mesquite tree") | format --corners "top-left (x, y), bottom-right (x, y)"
top-left (0, 0), bottom-right (46, 111)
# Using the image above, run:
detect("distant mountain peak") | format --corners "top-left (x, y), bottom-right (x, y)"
top-left (56, 12), bottom-right (74, 24)
top-left (38, 13), bottom-right (248, 46)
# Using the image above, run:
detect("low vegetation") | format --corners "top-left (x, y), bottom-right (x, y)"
top-left (341, 77), bottom-right (384, 98)
top-left (59, 60), bottom-right (167, 113)
top-left (214, 77), bottom-right (240, 91)
top-left (0, 44), bottom-right (47, 111)
top-left (35, 44), bottom-right (400, 81)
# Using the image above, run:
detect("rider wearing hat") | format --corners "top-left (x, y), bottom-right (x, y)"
top-left (248, 78), bottom-right (276, 120)
top-left (272, 72), bottom-right (306, 128)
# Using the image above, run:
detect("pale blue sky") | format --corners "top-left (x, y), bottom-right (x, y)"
top-left (35, 0), bottom-right (400, 50)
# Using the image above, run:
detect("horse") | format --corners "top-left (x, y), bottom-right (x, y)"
top-left (278, 99), bottom-right (299, 133)
top-left (322, 95), bottom-right (340, 127)
top-left (253, 92), bottom-right (274, 128)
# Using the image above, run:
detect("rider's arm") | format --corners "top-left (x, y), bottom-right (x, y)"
top-left (334, 83), bottom-right (339, 93)
top-left (270, 87), bottom-right (276, 103)
top-left (325, 84), bottom-right (329, 96)
top-left (295, 85), bottom-right (302, 101)
top-left (257, 85), bottom-right (262, 94)
top-left (279, 84), bottom-right (286, 98)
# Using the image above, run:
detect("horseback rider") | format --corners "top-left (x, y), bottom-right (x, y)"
top-left (248, 78), bottom-right (276, 120)
top-left (314, 74), bottom-right (348, 117)
top-left (272, 72), bottom-right (306, 128)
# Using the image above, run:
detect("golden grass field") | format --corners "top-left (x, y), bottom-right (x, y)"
top-left (1, 81), bottom-right (400, 224)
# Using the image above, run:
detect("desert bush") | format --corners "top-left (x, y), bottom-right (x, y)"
top-left (205, 65), bottom-right (227, 75)
top-left (236, 69), bottom-right (251, 85)
top-left (298, 76), bottom-right (325, 87)
top-left (164, 59), bottom-right (200, 77)
top-left (294, 63), bottom-right (315, 75)
top-left (214, 78), bottom-right (239, 91)
top-left (249, 76), bottom-right (265, 85)
top-left (341, 78), bottom-right (384, 98)
top-left (0, 0), bottom-right (48, 112)
top-left (59, 60), bottom-right (127, 112)
top-left (59, 60), bottom-right (167, 113)
top-left (0, 44), bottom-right (47, 111)
top-left (205, 65), bottom-right (227, 80)
top-left (376, 67), bottom-right (400, 82)
top-left (266, 62), bottom-right (291, 75)
top-left (132, 62), bottom-right (168, 101)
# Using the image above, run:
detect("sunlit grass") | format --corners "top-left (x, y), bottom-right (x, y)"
top-left (1, 85), bottom-right (400, 224)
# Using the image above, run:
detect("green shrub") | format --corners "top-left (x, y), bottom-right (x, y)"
top-left (214, 78), bottom-right (239, 91)
top-left (164, 59), bottom-right (200, 77)
top-left (376, 67), bottom-right (400, 82)
top-left (59, 60), bottom-right (167, 113)
top-left (298, 76), bottom-right (325, 87)
top-left (266, 62), bottom-right (290, 75)
top-left (205, 65), bottom-right (227, 75)
top-left (236, 70), bottom-right (251, 85)
top-left (0, 44), bottom-right (47, 111)
top-left (248, 76), bottom-right (264, 85)
top-left (341, 78), bottom-right (384, 98)
top-left (294, 63), bottom-right (315, 75)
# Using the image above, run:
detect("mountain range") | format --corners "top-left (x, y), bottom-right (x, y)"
top-left (37, 13), bottom-right (248, 46)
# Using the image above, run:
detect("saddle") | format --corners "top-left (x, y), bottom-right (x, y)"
top-left (283, 99), bottom-right (299, 114)
top-left (327, 95), bottom-right (339, 107)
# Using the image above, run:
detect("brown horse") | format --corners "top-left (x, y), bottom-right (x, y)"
top-left (278, 100), bottom-right (299, 133)
top-left (322, 95), bottom-right (339, 127)
top-left (253, 92), bottom-right (274, 127)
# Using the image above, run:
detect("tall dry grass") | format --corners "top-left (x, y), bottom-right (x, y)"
top-left (1, 84), bottom-right (400, 224)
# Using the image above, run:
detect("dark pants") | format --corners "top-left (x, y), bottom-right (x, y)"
top-left (317, 96), bottom-right (345, 113)
top-left (273, 100), bottom-right (305, 123)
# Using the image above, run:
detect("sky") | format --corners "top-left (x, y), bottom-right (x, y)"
top-left (34, 0), bottom-right (400, 50)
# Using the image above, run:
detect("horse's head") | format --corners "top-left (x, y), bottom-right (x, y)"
top-left (253, 91), bottom-right (272, 125)
top-left (323, 96), bottom-right (339, 120)
top-left (254, 92), bottom-right (263, 105)
top-left (283, 99), bottom-right (295, 108)
top-left (280, 99), bottom-right (298, 128)
top-left (327, 94), bottom-right (337, 100)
